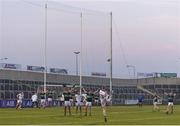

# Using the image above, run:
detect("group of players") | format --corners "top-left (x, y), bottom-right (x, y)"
top-left (16, 87), bottom-right (111, 123)
top-left (156, 92), bottom-right (176, 114)
top-left (16, 91), bottom-right (54, 109)
top-left (61, 87), bottom-right (111, 122)
top-left (138, 92), bottom-right (176, 114)
top-left (15, 87), bottom-right (176, 123)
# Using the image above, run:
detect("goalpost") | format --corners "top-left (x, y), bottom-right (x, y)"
top-left (41, 2), bottom-right (113, 98)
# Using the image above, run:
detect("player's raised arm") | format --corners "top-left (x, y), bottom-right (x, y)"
top-left (164, 92), bottom-right (168, 96)
top-left (82, 88), bottom-right (87, 93)
top-left (94, 88), bottom-right (100, 94)
top-left (16, 93), bottom-right (19, 98)
top-left (69, 87), bottom-right (74, 92)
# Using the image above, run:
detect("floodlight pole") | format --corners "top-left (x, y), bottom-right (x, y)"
top-left (110, 12), bottom-right (113, 101)
top-left (44, 3), bottom-right (47, 99)
top-left (80, 12), bottom-right (83, 95)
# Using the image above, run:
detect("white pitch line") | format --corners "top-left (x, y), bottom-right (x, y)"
top-left (110, 116), bottom-right (180, 122)
top-left (110, 110), bottom-right (151, 114)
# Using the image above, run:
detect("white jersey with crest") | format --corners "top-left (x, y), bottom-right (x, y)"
top-left (75, 94), bottom-right (82, 103)
top-left (17, 93), bottom-right (24, 101)
top-left (99, 90), bottom-right (108, 107)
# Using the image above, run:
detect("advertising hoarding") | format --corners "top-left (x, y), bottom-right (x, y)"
top-left (27, 65), bottom-right (45, 72)
top-left (0, 63), bottom-right (21, 69)
top-left (91, 72), bottom-right (106, 77)
top-left (50, 68), bottom-right (68, 74)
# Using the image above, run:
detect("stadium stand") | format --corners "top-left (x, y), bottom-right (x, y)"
top-left (0, 69), bottom-right (179, 107)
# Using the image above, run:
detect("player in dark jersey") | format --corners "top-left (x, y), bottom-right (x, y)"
top-left (165, 92), bottom-right (176, 114)
top-left (94, 95), bottom-right (99, 106)
top-left (83, 88), bottom-right (99, 116)
top-left (63, 87), bottom-right (72, 116)
top-left (153, 95), bottom-right (160, 111)
top-left (47, 92), bottom-right (53, 107)
top-left (137, 94), bottom-right (144, 107)
top-left (85, 92), bottom-right (94, 116)
top-left (39, 92), bottom-right (46, 109)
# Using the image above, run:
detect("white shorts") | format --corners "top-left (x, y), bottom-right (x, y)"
top-left (48, 98), bottom-right (52, 102)
top-left (153, 102), bottom-right (158, 106)
top-left (41, 99), bottom-right (46, 104)
top-left (95, 99), bottom-right (98, 103)
top-left (85, 102), bottom-right (92, 107)
top-left (17, 100), bottom-right (22, 104)
top-left (64, 101), bottom-right (71, 107)
top-left (76, 101), bottom-right (83, 106)
top-left (100, 100), bottom-right (106, 107)
top-left (168, 102), bottom-right (174, 106)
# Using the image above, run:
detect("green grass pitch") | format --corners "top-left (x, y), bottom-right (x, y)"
top-left (0, 105), bottom-right (180, 125)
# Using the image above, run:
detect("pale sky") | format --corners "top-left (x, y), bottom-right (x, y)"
top-left (0, 0), bottom-right (180, 78)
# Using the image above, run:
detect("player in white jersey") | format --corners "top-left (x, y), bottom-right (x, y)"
top-left (82, 93), bottom-right (87, 105)
top-left (31, 93), bottom-right (38, 108)
top-left (16, 92), bottom-right (24, 109)
top-left (99, 89), bottom-right (111, 123)
top-left (75, 92), bottom-right (83, 115)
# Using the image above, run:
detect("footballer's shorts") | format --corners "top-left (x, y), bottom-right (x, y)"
top-left (100, 100), bottom-right (106, 107)
top-left (76, 101), bottom-right (83, 106)
top-left (64, 101), bottom-right (71, 107)
top-left (168, 102), bottom-right (174, 106)
top-left (41, 99), bottom-right (46, 105)
top-left (48, 98), bottom-right (52, 102)
top-left (17, 100), bottom-right (22, 104)
top-left (95, 99), bottom-right (98, 103)
top-left (85, 102), bottom-right (92, 107)
top-left (153, 102), bottom-right (158, 106)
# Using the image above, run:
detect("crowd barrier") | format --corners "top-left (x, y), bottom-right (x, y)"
top-left (0, 100), bottom-right (60, 108)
